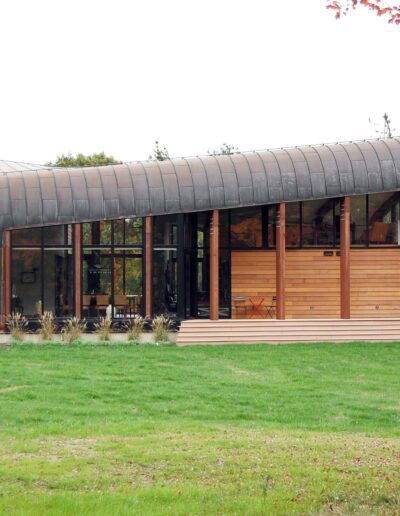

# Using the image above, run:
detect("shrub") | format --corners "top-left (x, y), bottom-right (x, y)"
top-left (61, 317), bottom-right (86, 344)
top-left (7, 312), bottom-right (28, 342)
top-left (126, 316), bottom-right (145, 343)
top-left (94, 315), bottom-right (113, 341)
top-left (152, 314), bottom-right (172, 343)
top-left (38, 311), bottom-right (55, 341)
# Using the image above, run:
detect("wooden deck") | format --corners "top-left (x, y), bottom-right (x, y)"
top-left (176, 318), bottom-right (400, 346)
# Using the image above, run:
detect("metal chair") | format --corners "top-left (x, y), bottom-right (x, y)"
top-left (265, 296), bottom-right (276, 318)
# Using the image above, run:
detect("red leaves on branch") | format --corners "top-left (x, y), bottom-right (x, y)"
top-left (326, 0), bottom-right (400, 24)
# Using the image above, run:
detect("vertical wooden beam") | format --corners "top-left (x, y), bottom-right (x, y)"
top-left (340, 196), bottom-right (351, 319)
top-left (145, 216), bottom-right (152, 319)
top-left (210, 209), bottom-right (219, 320)
top-left (74, 224), bottom-right (82, 318)
top-left (3, 230), bottom-right (11, 321)
top-left (276, 202), bottom-right (286, 320)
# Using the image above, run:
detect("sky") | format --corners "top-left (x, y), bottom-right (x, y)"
top-left (0, 0), bottom-right (399, 164)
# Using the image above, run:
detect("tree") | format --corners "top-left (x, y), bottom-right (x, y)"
top-left (208, 143), bottom-right (239, 156)
top-left (369, 112), bottom-right (397, 138)
top-left (326, 1), bottom-right (400, 24)
top-left (148, 141), bottom-right (170, 161)
top-left (47, 152), bottom-right (121, 167)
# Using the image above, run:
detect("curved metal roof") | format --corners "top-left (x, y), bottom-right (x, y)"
top-left (1, 137), bottom-right (400, 237)
top-left (0, 160), bottom-right (45, 173)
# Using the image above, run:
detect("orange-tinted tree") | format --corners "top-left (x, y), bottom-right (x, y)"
top-left (326, 1), bottom-right (400, 24)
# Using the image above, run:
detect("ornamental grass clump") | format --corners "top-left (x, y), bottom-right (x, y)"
top-left (61, 317), bottom-right (86, 344)
top-left (152, 314), bottom-right (172, 343)
top-left (126, 315), bottom-right (145, 343)
top-left (7, 312), bottom-right (28, 342)
top-left (94, 315), bottom-right (113, 342)
top-left (38, 311), bottom-right (55, 341)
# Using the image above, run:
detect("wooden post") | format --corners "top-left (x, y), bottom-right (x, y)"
top-left (3, 230), bottom-right (11, 321)
top-left (210, 209), bottom-right (219, 320)
top-left (340, 196), bottom-right (351, 319)
top-left (145, 216), bottom-right (152, 319)
top-left (74, 224), bottom-right (82, 318)
top-left (276, 202), bottom-right (286, 320)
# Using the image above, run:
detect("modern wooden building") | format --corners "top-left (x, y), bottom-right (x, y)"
top-left (1, 137), bottom-right (400, 333)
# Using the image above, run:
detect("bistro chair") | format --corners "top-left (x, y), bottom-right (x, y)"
top-left (82, 295), bottom-right (92, 317)
top-left (95, 295), bottom-right (109, 316)
top-left (114, 294), bottom-right (129, 317)
top-left (265, 295), bottom-right (276, 318)
top-left (232, 296), bottom-right (248, 318)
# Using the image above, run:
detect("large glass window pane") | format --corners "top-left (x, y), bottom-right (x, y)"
top-left (43, 225), bottom-right (72, 246)
top-left (113, 220), bottom-right (124, 245)
top-left (219, 210), bottom-right (230, 249)
top-left (114, 250), bottom-right (143, 316)
top-left (12, 227), bottom-right (41, 246)
top-left (125, 218), bottom-right (143, 245)
top-left (302, 199), bottom-right (334, 247)
top-left (153, 215), bottom-right (178, 245)
top-left (350, 195), bottom-right (367, 246)
top-left (11, 249), bottom-right (42, 316)
top-left (43, 249), bottom-right (73, 316)
top-left (197, 212), bottom-right (210, 248)
top-left (196, 248), bottom-right (209, 317)
top-left (82, 249), bottom-right (112, 317)
top-left (153, 249), bottom-right (177, 316)
top-left (368, 192), bottom-right (400, 246)
top-left (286, 202), bottom-right (301, 247)
top-left (82, 221), bottom-right (112, 245)
top-left (231, 207), bottom-right (262, 248)
top-left (267, 205), bottom-right (277, 247)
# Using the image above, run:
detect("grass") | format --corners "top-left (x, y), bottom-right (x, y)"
top-left (0, 341), bottom-right (399, 514)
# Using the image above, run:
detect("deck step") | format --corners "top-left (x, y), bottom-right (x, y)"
top-left (176, 318), bottom-right (400, 346)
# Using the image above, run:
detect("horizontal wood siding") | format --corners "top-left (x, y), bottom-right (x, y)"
top-left (231, 251), bottom-right (275, 318)
top-left (231, 249), bottom-right (340, 319)
top-left (286, 250), bottom-right (340, 319)
top-left (350, 249), bottom-right (400, 317)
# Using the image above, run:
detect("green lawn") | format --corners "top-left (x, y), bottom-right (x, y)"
top-left (0, 342), bottom-right (399, 514)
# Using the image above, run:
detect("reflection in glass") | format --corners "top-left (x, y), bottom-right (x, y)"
top-left (12, 228), bottom-right (41, 246)
top-left (113, 250), bottom-right (143, 316)
top-left (82, 221), bottom-right (112, 245)
top-left (153, 249), bottom-right (177, 315)
top-left (43, 225), bottom-right (72, 245)
top-left (231, 207), bottom-right (262, 248)
top-left (302, 199), bottom-right (335, 247)
top-left (368, 192), bottom-right (400, 246)
top-left (11, 249), bottom-right (42, 316)
top-left (350, 195), bottom-right (367, 246)
top-left (286, 202), bottom-right (301, 247)
top-left (43, 249), bottom-right (73, 316)
top-left (153, 215), bottom-right (177, 245)
top-left (82, 249), bottom-right (112, 317)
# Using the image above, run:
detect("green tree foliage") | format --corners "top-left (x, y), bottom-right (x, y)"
top-left (148, 141), bottom-right (170, 161)
top-left (208, 143), bottom-right (239, 156)
top-left (47, 152), bottom-right (121, 168)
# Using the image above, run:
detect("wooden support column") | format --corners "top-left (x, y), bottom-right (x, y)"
top-left (74, 224), bottom-right (82, 318)
top-left (210, 209), bottom-right (219, 320)
top-left (340, 196), bottom-right (351, 319)
top-left (276, 202), bottom-right (286, 320)
top-left (145, 216), bottom-right (152, 319)
top-left (3, 230), bottom-right (11, 321)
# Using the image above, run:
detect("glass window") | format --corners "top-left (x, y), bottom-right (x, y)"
top-left (302, 199), bottom-right (335, 247)
top-left (43, 249), bottom-right (73, 316)
top-left (153, 249), bottom-right (177, 316)
top-left (266, 205), bottom-right (277, 247)
top-left (82, 249), bottom-right (112, 317)
top-left (286, 202), bottom-right (301, 247)
top-left (113, 219), bottom-right (124, 245)
top-left (125, 218), bottom-right (143, 245)
top-left (197, 212), bottom-right (210, 248)
top-left (12, 227), bottom-right (42, 246)
top-left (231, 207), bottom-right (262, 248)
top-left (153, 215), bottom-right (178, 245)
top-left (82, 221), bottom-right (112, 245)
top-left (11, 249), bottom-right (42, 316)
top-left (113, 249), bottom-right (143, 316)
top-left (368, 192), bottom-right (400, 246)
top-left (43, 225), bottom-right (72, 246)
top-left (351, 195), bottom-right (367, 246)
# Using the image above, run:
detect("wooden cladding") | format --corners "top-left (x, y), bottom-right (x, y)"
top-left (350, 249), bottom-right (400, 317)
top-left (210, 209), bottom-right (220, 320)
top-left (232, 249), bottom-right (340, 319)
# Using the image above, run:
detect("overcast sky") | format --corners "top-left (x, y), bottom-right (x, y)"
top-left (0, 0), bottom-right (399, 164)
